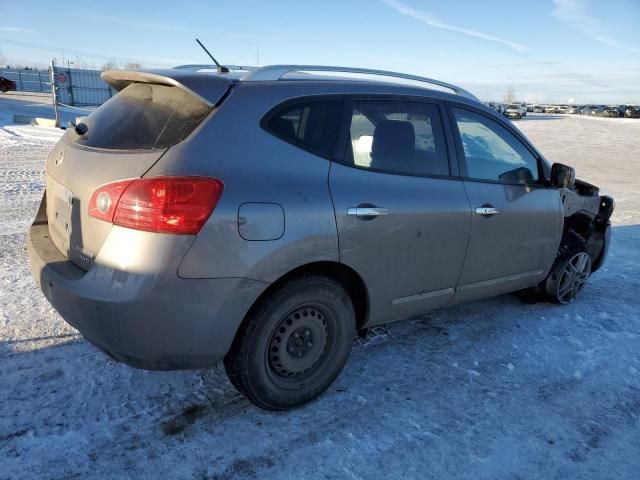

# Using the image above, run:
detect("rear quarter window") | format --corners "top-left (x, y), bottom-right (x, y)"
top-left (67, 83), bottom-right (212, 150)
top-left (262, 98), bottom-right (343, 159)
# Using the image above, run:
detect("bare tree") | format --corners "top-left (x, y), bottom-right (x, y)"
top-left (0, 49), bottom-right (6, 67)
top-left (71, 56), bottom-right (97, 70)
top-left (101, 59), bottom-right (119, 71)
top-left (123, 62), bottom-right (143, 70)
top-left (503, 86), bottom-right (516, 104)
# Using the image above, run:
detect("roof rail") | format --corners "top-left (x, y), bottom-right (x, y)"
top-left (173, 64), bottom-right (257, 72)
top-left (240, 65), bottom-right (478, 101)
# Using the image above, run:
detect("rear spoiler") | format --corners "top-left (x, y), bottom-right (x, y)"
top-left (101, 69), bottom-right (234, 107)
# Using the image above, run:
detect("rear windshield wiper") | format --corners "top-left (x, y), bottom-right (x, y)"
top-left (67, 120), bottom-right (88, 135)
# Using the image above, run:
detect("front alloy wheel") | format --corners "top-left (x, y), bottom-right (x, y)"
top-left (544, 229), bottom-right (592, 305)
top-left (555, 252), bottom-right (592, 304)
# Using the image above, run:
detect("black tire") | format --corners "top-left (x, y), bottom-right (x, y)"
top-left (544, 229), bottom-right (592, 304)
top-left (224, 275), bottom-right (356, 410)
top-left (0, 86), bottom-right (8, 93)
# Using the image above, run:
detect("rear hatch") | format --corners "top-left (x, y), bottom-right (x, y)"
top-left (45, 69), bottom-right (232, 269)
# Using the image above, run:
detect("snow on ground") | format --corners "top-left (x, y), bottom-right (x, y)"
top-left (0, 92), bottom-right (93, 135)
top-left (0, 102), bottom-right (639, 479)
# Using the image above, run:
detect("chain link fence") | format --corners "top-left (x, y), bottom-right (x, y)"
top-left (1, 66), bottom-right (116, 106)
top-left (0, 68), bottom-right (51, 92)
top-left (52, 67), bottom-right (116, 106)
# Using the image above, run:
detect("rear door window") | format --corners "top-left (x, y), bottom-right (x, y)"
top-left (68, 83), bottom-right (212, 150)
top-left (262, 98), bottom-right (343, 159)
top-left (346, 99), bottom-right (450, 176)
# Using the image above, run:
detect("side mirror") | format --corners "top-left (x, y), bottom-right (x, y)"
top-left (550, 163), bottom-right (575, 188)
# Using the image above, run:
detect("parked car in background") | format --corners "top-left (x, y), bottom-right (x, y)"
top-left (0, 76), bottom-right (17, 93)
top-left (544, 105), bottom-right (558, 113)
top-left (485, 102), bottom-right (505, 115)
top-left (519, 102), bottom-right (527, 117)
top-left (580, 105), bottom-right (597, 115)
top-left (591, 106), bottom-right (606, 117)
top-left (26, 64), bottom-right (614, 410)
top-left (557, 105), bottom-right (569, 114)
top-left (603, 106), bottom-right (620, 118)
top-left (505, 103), bottom-right (524, 119)
top-left (526, 104), bottom-right (534, 112)
top-left (533, 105), bottom-right (544, 113)
top-left (568, 105), bottom-right (582, 114)
top-left (624, 106), bottom-right (640, 118)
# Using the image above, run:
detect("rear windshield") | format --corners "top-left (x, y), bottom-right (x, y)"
top-left (67, 83), bottom-right (212, 150)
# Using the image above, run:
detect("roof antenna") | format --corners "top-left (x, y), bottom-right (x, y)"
top-left (196, 38), bottom-right (229, 73)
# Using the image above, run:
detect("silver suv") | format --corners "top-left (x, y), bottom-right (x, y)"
top-left (27, 65), bottom-right (614, 409)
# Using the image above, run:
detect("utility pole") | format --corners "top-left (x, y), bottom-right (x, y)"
top-left (50, 59), bottom-right (61, 128)
top-left (248, 43), bottom-right (260, 67)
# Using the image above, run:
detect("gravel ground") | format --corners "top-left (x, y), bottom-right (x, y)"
top-left (1, 107), bottom-right (639, 480)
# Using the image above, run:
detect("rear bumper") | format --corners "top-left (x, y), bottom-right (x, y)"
top-left (27, 221), bottom-right (267, 370)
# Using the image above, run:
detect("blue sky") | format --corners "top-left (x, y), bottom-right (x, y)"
top-left (1, 0), bottom-right (639, 102)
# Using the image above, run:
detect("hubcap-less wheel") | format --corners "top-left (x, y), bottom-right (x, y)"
top-left (556, 252), bottom-right (591, 304)
top-left (224, 275), bottom-right (355, 410)
top-left (267, 306), bottom-right (329, 383)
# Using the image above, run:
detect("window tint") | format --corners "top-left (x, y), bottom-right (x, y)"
top-left (453, 108), bottom-right (539, 184)
top-left (68, 83), bottom-right (212, 150)
top-left (346, 100), bottom-right (449, 176)
top-left (263, 98), bottom-right (342, 159)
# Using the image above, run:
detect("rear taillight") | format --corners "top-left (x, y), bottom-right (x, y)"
top-left (89, 177), bottom-right (224, 235)
top-left (88, 179), bottom-right (132, 223)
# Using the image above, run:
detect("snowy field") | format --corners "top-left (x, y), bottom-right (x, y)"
top-left (1, 99), bottom-right (639, 479)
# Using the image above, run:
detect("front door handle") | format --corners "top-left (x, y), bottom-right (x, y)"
top-left (347, 207), bottom-right (388, 217)
top-left (475, 206), bottom-right (500, 216)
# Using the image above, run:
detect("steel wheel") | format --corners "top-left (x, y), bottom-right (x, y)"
top-left (224, 275), bottom-right (355, 409)
top-left (556, 252), bottom-right (592, 304)
top-left (266, 305), bottom-right (330, 384)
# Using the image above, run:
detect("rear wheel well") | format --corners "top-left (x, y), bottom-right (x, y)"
top-left (238, 262), bottom-right (369, 341)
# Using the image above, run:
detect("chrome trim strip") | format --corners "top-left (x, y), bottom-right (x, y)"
top-left (457, 269), bottom-right (544, 292)
top-left (391, 287), bottom-right (454, 306)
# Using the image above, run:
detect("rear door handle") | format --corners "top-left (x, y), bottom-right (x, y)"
top-left (475, 206), bottom-right (500, 216)
top-left (347, 207), bottom-right (388, 217)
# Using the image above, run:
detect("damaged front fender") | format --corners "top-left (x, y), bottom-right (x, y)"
top-left (561, 178), bottom-right (614, 272)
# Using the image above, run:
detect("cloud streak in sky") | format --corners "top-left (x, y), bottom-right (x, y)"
top-left (0, 27), bottom-right (34, 33)
top-left (380, 0), bottom-right (526, 52)
top-left (91, 15), bottom-right (193, 33)
top-left (552, 0), bottom-right (640, 54)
